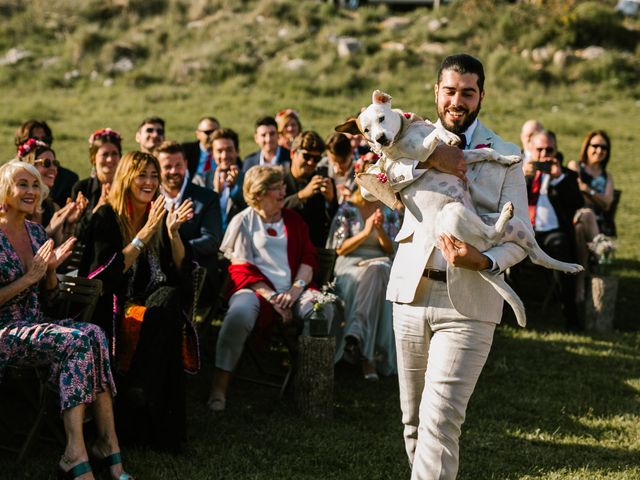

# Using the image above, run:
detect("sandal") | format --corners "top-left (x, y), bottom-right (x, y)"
top-left (90, 452), bottom-right (134, 480)
top-left (57, 461), bottom-right (92, 479)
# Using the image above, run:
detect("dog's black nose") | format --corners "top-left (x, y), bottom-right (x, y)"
top-left (376, 134), bottom-right (388, 146)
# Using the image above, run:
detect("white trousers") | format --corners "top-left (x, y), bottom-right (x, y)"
top-left (216, 288), bottom-right (335, 372)
top-left (393, 277), bottom-right (496, 480)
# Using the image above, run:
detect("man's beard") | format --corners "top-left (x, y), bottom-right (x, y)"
top-left (166, 174), bottom-right (184, 189)
top-left (438, 101), bottom-right (482, 135)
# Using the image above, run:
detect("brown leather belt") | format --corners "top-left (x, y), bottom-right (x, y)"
top-left (422, 269), bottom-right (447, 282)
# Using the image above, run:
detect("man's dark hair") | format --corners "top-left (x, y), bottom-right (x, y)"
top-left (291, 131), bottom-right (325, 153)
top-left (326, 132), bottom-right (352, 158)
top-left (154, 140), bottom-right (185, 157)
top-left (138, 116), bottom-right (165, 130)
top-left (210, 128), bottom-right (239, 151)
top-left (254, 116), bottom-right (277, 131)
top-left (437, 54), bottom-right (485, 92)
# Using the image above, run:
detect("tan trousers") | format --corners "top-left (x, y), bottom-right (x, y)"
top-left (393, 277), bottom-right (496, 480)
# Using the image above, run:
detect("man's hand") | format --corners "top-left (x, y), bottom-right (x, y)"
top-left (439, 233), bottom-right (491, 271)
top-left (297, 175), bottom-right (325, 201)
top-left (422, 144), bottom-right (467, 181)
top-left (319, 177), bottom-right (335, 203)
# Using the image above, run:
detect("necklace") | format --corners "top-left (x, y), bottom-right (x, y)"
top-left (263, 218), bottom-right (283, 237)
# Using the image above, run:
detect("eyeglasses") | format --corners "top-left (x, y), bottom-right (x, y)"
top-left (267, 184), bottom-right (286, 192)
top-left (302, 152), bottom-right (322, 163)
top-left (144, 127), bottom-right (164, 135)
top-left (198, 129), bottom-right (216, 136)
top-left (589, 143), bottom-right (608, 151)
top-left (535, 147), bottom-right (555, 154)
top-left (34, 158), bottom-right (60, 168)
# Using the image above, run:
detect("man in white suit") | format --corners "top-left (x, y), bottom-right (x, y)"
top-left (389, 54), bottom-right (529, 479)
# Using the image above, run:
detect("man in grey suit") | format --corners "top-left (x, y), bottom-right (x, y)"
top-left (387, 54), bottom-right (529, 479)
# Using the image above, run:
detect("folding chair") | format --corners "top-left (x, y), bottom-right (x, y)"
top-left (0, 275), bottom-right (103, 463)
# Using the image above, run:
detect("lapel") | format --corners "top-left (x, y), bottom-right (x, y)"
top-left (465, 121), bottom-right (493, 184)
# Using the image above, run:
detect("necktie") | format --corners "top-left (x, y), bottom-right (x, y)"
top-left (203, 154), bottom-right (212, 173)
top-left (528, 170), bottom-right (542, 226)
top-left (457, 133), bottom-right (467, 150)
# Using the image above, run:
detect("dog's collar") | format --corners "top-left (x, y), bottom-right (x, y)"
top-left (390, 109), bottom-right (420, 146)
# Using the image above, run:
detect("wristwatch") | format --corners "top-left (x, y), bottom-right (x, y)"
top-left (293, 279), bottom-right (306, 289)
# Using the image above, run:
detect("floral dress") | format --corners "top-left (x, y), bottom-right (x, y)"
top-left (326, 202), bottom-right (400, 375)
top-left (0, 220), bottom-right (115, 411)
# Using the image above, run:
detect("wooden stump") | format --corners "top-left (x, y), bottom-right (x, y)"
top-left (294, 335), bottom-right (335, 419)
top-left (585, 274), bottom-right (618, 333)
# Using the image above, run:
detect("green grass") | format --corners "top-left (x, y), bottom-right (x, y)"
top-left (0, 0), bottom-right (639, 478)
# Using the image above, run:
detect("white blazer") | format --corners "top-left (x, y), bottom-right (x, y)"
top-left (382, 121), bottom-right (528, 323)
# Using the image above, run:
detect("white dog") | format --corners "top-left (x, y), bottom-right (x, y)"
top-left (336, 90), bottom-right (583, 327)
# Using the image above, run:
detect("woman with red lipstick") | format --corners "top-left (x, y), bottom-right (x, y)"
top-left (78, 151), bottom-right (196, 452)
top-left (0, 160), bottom-right (134, 480)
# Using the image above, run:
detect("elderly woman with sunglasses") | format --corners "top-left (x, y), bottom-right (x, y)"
top-left (209, 165), bottom-right (334, 413)
top-left (16, 139), bottom-right (88, 245)
top-left (568, 130), bottom-right (616, 302)
top-left (0, 160), bottom-right (133, 479)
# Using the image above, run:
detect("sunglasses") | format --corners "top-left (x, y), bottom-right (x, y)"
top-left (302, 152), bottom-right (322, 163)
top-left (535, 147), bottom-right (555, 154)
top-left (144, 127), bottom-right (164, 135)
top-left (198, 129), bottom-right (216, 136)
top-left (34, 158), bottom-right (60, 168)
top-left (589, 143), bottom-right (608, 151)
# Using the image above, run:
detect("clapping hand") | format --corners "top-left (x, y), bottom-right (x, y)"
top-left (93, 183), bottom-right (111, 213)
top-left (47, 236), bottom-right (77, 272)
top-left (25, 239), bottom-right (54, 285)
top-left (139, 196), bottom-right (167, 242)
top-left (48, 202), bottom-right (76, 235)
top-left (65, 192), bottom-right (89, 225)
top-left (166, 199), bottom-right (194, 237)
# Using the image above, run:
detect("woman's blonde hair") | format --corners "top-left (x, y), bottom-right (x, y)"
top-left (243, 165), bottom-right (284, 209)
top-left (0, 160), bottom-right (48, 213)
top-left (108, 151), bottom-right (161, 246)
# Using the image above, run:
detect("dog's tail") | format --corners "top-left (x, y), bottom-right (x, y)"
top-left (528, 244), bottom-right (584, 274)
top-left (479, 271), bottom-right (527, 327)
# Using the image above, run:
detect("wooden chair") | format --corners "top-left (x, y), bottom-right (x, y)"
top-left (237, 248), bottom-right (338, 398)
top-left (0, 276), bottom-right (103, 463)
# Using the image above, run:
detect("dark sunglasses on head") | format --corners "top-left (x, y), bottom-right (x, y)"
top-left (199, 129), bottom-right (216, 136)
top-left (144, 127), bottom-right (164, 135)
top-left (302, 152), bottom-right (322, 163)
top-left (34, 158), bottom-right (60, 168)
top-left (589, 143), bottom-right (608, 151)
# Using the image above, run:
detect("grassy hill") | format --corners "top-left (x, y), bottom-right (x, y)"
top-left (0, 1), bottom-right (639, 478)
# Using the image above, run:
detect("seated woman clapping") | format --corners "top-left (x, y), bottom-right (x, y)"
top-left (0, 161), bottom-right (133, 479)
top-left (209, 165), bottom-right (334, 413)
top-left (78, 151), bottom-right (196, 453)
top-left (327, 186), bottom-right (400, 381)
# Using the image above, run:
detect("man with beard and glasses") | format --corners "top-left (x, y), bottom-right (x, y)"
top-left (381, 54), bottom-right (529, 479)
top-left (156, 141), bottom-right (223, 318)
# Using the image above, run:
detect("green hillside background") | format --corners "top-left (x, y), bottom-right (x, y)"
top-left (0, 1), bottom-right (639, 478)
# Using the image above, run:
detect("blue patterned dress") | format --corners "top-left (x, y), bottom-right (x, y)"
top-left (0, 220), bottom-right (115, 411)
top-left (327, 202), bottom-right (400, 375)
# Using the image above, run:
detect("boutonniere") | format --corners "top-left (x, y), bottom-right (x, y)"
top-left (403, 112), bottom-right (414, 119)
top-left (474, 143), bottom-right (491, 149)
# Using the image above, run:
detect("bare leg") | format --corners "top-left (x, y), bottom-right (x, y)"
top-left (209, 368), bottom-right (232, 401)
top-left (60, 404), bottom-right (94, 479)
top-left (91, 391), bottom-right (128, 479)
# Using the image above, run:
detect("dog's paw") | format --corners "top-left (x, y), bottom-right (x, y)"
top-left (504, 154), bottom-right (522, 165)
top-left (501, 201), bottom-right (514, 219)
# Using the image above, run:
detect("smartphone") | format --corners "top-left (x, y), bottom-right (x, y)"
top-left (531, 161), bottom-right (552, 173)
top-left (315, 166), bottom-right (329, 177)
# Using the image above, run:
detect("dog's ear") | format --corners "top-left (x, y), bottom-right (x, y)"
top-left (372, 90), bottom-right (392, 105)
top-left (335, 117), bottom-right (361, 136)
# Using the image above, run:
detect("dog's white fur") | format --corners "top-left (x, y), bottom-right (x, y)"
top-left (336, 90), bottom-right (583, 327)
